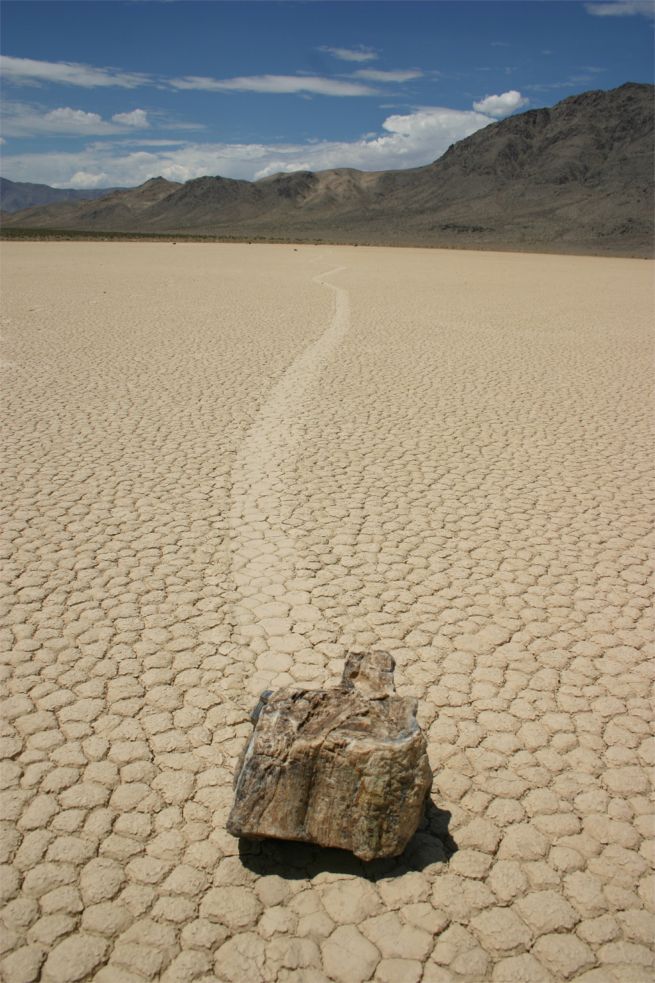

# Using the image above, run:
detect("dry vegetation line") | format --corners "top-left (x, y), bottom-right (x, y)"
top-left (229, 266), bottom-right (349, 697)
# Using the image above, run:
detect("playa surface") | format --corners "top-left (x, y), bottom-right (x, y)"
top-left (1, 241), bottom-right (653, 983)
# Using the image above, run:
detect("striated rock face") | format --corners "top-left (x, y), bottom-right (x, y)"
top-left (227, 652), bottom-right (433, 861)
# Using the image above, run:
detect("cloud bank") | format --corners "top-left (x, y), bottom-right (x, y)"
top-left (1, 102), bottom-right (151, 137)
top-left (1, 104), bottom-right (499, 188)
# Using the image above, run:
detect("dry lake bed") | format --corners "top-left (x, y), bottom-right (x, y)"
top-left (1, 241), bottom-right (653, 983)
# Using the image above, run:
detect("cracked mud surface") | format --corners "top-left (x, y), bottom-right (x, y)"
top-left (1, 242), bottom-right (653, 983)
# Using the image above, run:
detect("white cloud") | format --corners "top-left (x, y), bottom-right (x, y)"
top-left (169, 74), bottom-right (377, 96)
top-left (585, 0), bottom-right (655, 16)
top-left (472, 90), bottom-right (528, 117)
top-left (111, 109), bottom-right (149, 127)
top-left (319, 46), bottom-right (378, 62)
top-left (0, 105), bottom-right (495, 188)
top-left (0, 54), bottom-right (149, 88)
top-left (0, 53), bottom-right (426, 102)
top-left (352, 69), bottom-right (423, 82)
top-left (46, 107), bottom-right (105, 128)
top-left (68, 170), bottom-right (111, 189)
top-left (1, 102), bottom-right (153, 137)
top-left (1, 102), bottom-right (119, 136)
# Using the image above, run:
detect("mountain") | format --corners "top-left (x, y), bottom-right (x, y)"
top-left (0, 177), bottom-right (123, 213)
top-left (0, 176), bottom-right (173, 225)
top-left (3, 84), bottom-right (653, 256)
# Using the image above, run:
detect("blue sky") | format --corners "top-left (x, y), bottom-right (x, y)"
top-left (1, 0), bottom-right (653, 188)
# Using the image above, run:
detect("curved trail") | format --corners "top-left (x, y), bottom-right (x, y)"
top-left (228, 266), bottom-right (349, 696)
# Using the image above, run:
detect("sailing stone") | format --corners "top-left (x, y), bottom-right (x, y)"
top-left (227, 652), bottom-right (433, 861)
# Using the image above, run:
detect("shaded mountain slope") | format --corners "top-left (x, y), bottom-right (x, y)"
top-left (3, 84), bottom-right (653, 255)
top-left (1, 177), bottom-right (181, 229)
top-left (0, 177), bottom-right (122, 212)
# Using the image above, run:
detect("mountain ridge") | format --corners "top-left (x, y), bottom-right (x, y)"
top-left (3, 83), bottom-right (653, 256)
top-left (0, 177), bottom-right (122, 213)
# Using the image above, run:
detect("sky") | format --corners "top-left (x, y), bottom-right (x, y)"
top-left (1, 0), bottom-right (653, 188)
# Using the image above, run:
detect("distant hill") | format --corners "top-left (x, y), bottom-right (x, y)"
top-left (0, 178), bottom-right (122, 213)
top-left (1, 177), bottom-right (180, 227)
top-left (3, 84), bottom-right (653, 256)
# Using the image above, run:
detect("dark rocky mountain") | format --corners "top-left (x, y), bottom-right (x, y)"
top-left (0, 177), bottom-right (121, 213)
top-left (3, 84), bottom-right (653, 256)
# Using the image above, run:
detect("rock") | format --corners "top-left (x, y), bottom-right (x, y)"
top-left (227, 652), bottom-right (433, 861)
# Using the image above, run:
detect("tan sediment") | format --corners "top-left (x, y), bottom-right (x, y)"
top-left (1, 241), bottom-right (653, 982)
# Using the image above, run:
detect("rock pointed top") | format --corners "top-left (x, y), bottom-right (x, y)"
top-left (341, 651), bottom-right (396, 699)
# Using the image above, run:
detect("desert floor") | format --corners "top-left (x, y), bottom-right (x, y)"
top-left (1, 242), bottom-right (653, 983)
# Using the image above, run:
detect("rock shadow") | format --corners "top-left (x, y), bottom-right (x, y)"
top-left (238, 799), bottom-right (457, 882)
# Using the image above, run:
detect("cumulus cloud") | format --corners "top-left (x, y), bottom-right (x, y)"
top-left (319, 46), bottom-right (378, 62)
top-left (44, 107), bottom-right (106, 129)
top-left (0, 54), bottom-right (149, 88)
top-left (1, 103), bottom-right (118, 136)
top-left (352, 69), bottom-right (423, 82)
top-left (2, 102), bottom-right (154, 137)
top-left (1, 105), bottom-right (496, 188)
top-left (111, 108), bottom-right (149, 127)
top-left (472, 90), bottom-right (528, 117)
top-left (585, 0), bottom-right (655, 15)
top-left (169, 74), bottom-right (377, 96)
